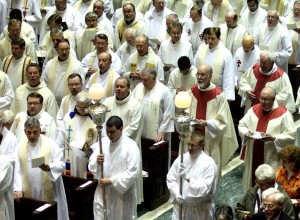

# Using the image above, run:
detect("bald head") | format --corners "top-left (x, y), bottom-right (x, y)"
top-left (260, 87), bottom-right (276, 111)
top-left (225, 11), bottom-right (238, 28)
top-left (197, 64), bottom-right (212, 89)
top-left (242, 34), bottom-right (254, 53)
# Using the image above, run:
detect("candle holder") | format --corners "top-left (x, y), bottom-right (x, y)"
top-left (171, 91), bottom-right (192, 220)
top-left (88, 83), bottom-right (109, 220)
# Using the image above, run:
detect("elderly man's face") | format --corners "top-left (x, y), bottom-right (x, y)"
top-left (75, 101), bottom-right (90, 116)
top-left (68, 76), bottom-right (82, 96)
top-left (267, 11), bottom-right (279, 27)
top-left (135, 38), bottom-right (148, 56)
top-left (170, 27), bottom-right (182, 43)
top-left (85, 16), bottom-right (97, 28)
top-left (153, 0), bottom-right (165, 12)
top-left (123, 4), bottom-right (136, 22)
top-left (211, 0), bottom-right (222, 9)
top-left (197, 65), bottom-right (212, 89)
top-left (93, 2), bottom-right (104, 17)
top-left (260, 55), bottom-right (273, 73)
top-left (255, 179), bottom-right (275, 192)
top-left (98, 53), bottom-right (111, 73)
top-left (259, 89), bottom-right (275, 111)
top-left (141, 73), bottom-right (156, 90)
top-left (225, 14), bottom-right (236, 29)
top-left (24, 126), bottom-right (41, 144)
top-left (27, 97), bottom-right (42, 116)
top-left (57, 42), bottom-right (70, 61)
top-left (125, 33), bottom-right (135, 46)
top-left (263, 195), bottom-right (283, 219)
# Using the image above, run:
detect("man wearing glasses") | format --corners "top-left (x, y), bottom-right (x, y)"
top-left (236, 164), bottom-right (294, 220)
top-left (10, 92), bottom-right (57, 142)
top-left (56, 91), bottom-right (97, 179)
top-left (43, 39), bottom-right (85, 105)
top-left (167, 131), bottom-right (217, 220)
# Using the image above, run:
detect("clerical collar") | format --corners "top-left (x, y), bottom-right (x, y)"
top-left (198, 83), bottom-right (214, 91)
top-left (27, 109), bottom-right (44, 118)
top-left (58, 56), bottom-right (68, 62)
top-left (259, 64), bottom-right (277, 75)
top-left (268, 24), bottom-right (278, 30)
top-left (71, 107), bottom-right (92, 119)
top-left (230, 24), bottom-right (238, 29)
top-left (100, 68), bottom-right (110, 75)
top-left (29, 82), bottom-right (41, 88)
top-left (115, 92), bottom-right (131, 104)
top-left (125, 19), bottom-right (134, 25)
top-left (139, 52), bottom-right (149, 58)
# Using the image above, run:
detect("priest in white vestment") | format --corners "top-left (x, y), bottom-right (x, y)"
top-left (0, 19), bottom-right (37, 63)
top-left (158, 21), bottom-right (193, 85)
top-left (188, 64), bottom-right (238, 176)
top-left (103, 77), bottom-right (144, 204)
top-left (114, 2), bottom-right (147, 48)
top-left (238, 87), bottom-right (296, 192)
top-left (0, 70), bottom-right (14, 112)
top-left (89, 116), bottom-right (140, 219)
top-left (39, 0), bottom-right (80, 41)
top-left (57, 92), bottom-right (97, 179)
top-left (10, 93), bottom-right (57, 143)
top-left (165, 0), bottom-right (194, 24)
top-left (220, 11), bottom-right (247, 56)
top-left (239, 51), bottom-right (296, 114)
top-left (116, 28), bottom-right (137, 67)
top-left (194, 27), bottom-right (236, 101)
top-left (234, 34), bottom-right (261, 84)
top-left (255, 10), bottom-right (293, 73)
top-left (57, 73), bottom-right (83, 127)
top-left (93, 0), bottom-right (114, 38)
top-left (124, 35), bottom-right (164, 90)
top-left (43, 39), bottom-right (85, 104)
top-left (1, 38), bottom-right (34, 91)
top-left (144, 0), bottom-right (174, 39)
top-left (74, 0), bottom-right (96, 29)
top-left (202, 0), bottom-right (233, 26)
top-left (81, 33), bottom-right (121, 78)
top-left (10, 63), bottom-right (58, 119)
top-left (0, 9), bottom-right (36, 46)
top-left (183, 6), bottom-right (213, 56)
top-left (167, 56), bottom-right (197, 98)
top-left (240, 0), bottom-right (267, 35)
top-left (167, 131), bottom-right (217, 220)
top-left (85, 52), bottom-right (120, 101)
top-left (14, 118), bottom-right (69, 220)
top-left (0, 153), bottom-right (14, 220)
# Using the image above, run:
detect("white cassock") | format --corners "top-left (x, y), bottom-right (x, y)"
top-left (202, 1), bottom-right (233, 26)
top-left (116, 42), bottom-right (136, 67)
top-left (238, 63), bottom-right (296, 114)
top-left (123, 48), bottom-right (164, 90)
top-left (0, 71), bottom-right (14, 112)
top-left (103, 92), bottom-right (144, 204)
top-left (0, 22), bottom-right (36, 46)
top-left (167, 66), bottom-right (197, 97)
top-left (194, 42), bottom-right (236, 100)
top-left (81, 50), bottom-right (121, 75)
top-left (0, 36), bottom-right (37, 63)
top-left (0, 127), bottom-right (18, 165)
top-left (10, 81), bottom-right (58, 119)
top-left (43, 56), bottom-right (85, 103)
top-left (165, 0), bottom-right (194, 24)
top-left (240, 7), bottom-right (267, 35)
top-left (85, 68), bottom-right (120, 100)
top-left (144, 7), bottom-right (174, 39)
top-left (167, 150), bottom-right (217, 220)
top-left (158, 38), bottom-right (193, 84)
top-left (14, 135), bottom-right (69, 220)
top-left (234, 45), bottom-right (261, 84)
top-left (89, 134), bottom-right (140, 220)
top-left (73, 0), bottom-right (95, 29)
top-left (220, 23), bottom-right (247, 55)
top-left (188, 83), bottom-right (238, 174)
top-left (132, 81), bottom-right (175, 139)
top-left (238, 101), bottom-right (296, 192)
top-left (75, 29), bottom-right (96, 61)
top-left (40, 4), bottom-right (80, 41)
top-left (10, 110), bottom-right (57, 143)
top-left (183, 16), bottom-right (213, 56)
top-left (255, 23), bottom-right (293, 73)
top-left (10, 0), bottom-right (42, 29)
top-left (96, 13), bottom-right (114, 39)
top-left (0, 154), bottom-right (14, 220)
top-left (284, 15), bottom-right (300, 65)
top-left (0, 0), bottom-right (7, 33)
top-left (1, 53), bottom-right (33, 91)
top-left (259, 0), bottom-right (291, 17)
top-left (56, 94), bottom-right (76, 128)
top-left (56, 112), bottom-right (97, 178)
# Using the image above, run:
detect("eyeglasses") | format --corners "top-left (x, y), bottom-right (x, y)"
top-left (58, 48), bottom-right (70, 52)
top-left (27, 102), bottom-right (41, 106)
top-left (68, 83), bottom-right (81, 87)
top-left (186, 143), bottom-right (200, 149)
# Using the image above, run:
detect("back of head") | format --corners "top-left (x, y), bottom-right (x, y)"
top-left (178, 56), bottom-right (191, 70)
top-left (106, 116), bottom-right (123, 129)
top-left (255, 164), bottom-right (275, 181)
top-left (9, 9), bottom-right (22, 21)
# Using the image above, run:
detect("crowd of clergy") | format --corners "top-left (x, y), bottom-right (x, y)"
top-left (1, 0), bottom-right (300, 219)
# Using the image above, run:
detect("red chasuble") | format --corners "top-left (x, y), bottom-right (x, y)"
top-left (250, 103), bottom-right (287, 186)
top-left (191, 85), bottom-right (222, 135)
top-left (252, 64), bottom-right (284, 106)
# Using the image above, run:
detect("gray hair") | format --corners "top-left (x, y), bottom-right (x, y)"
top-left (262, 188), bottom-right (285, 204)
top-left (85, 11), bottom-right (98, 19)
top-left (0, 110), bottom-right (15, 124)
top-left (24, 118), bottom-right (40, 128)
top-left (260, 50), bottom-right (276, 62)
top-left (141, 67), bottom-right (157, 78)
top-left (255, 164), bottom-right (275, 180)
top-left (76, 91), bottom-right (91, 104)
top-left (124, 28), bottom-right (137, 37)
